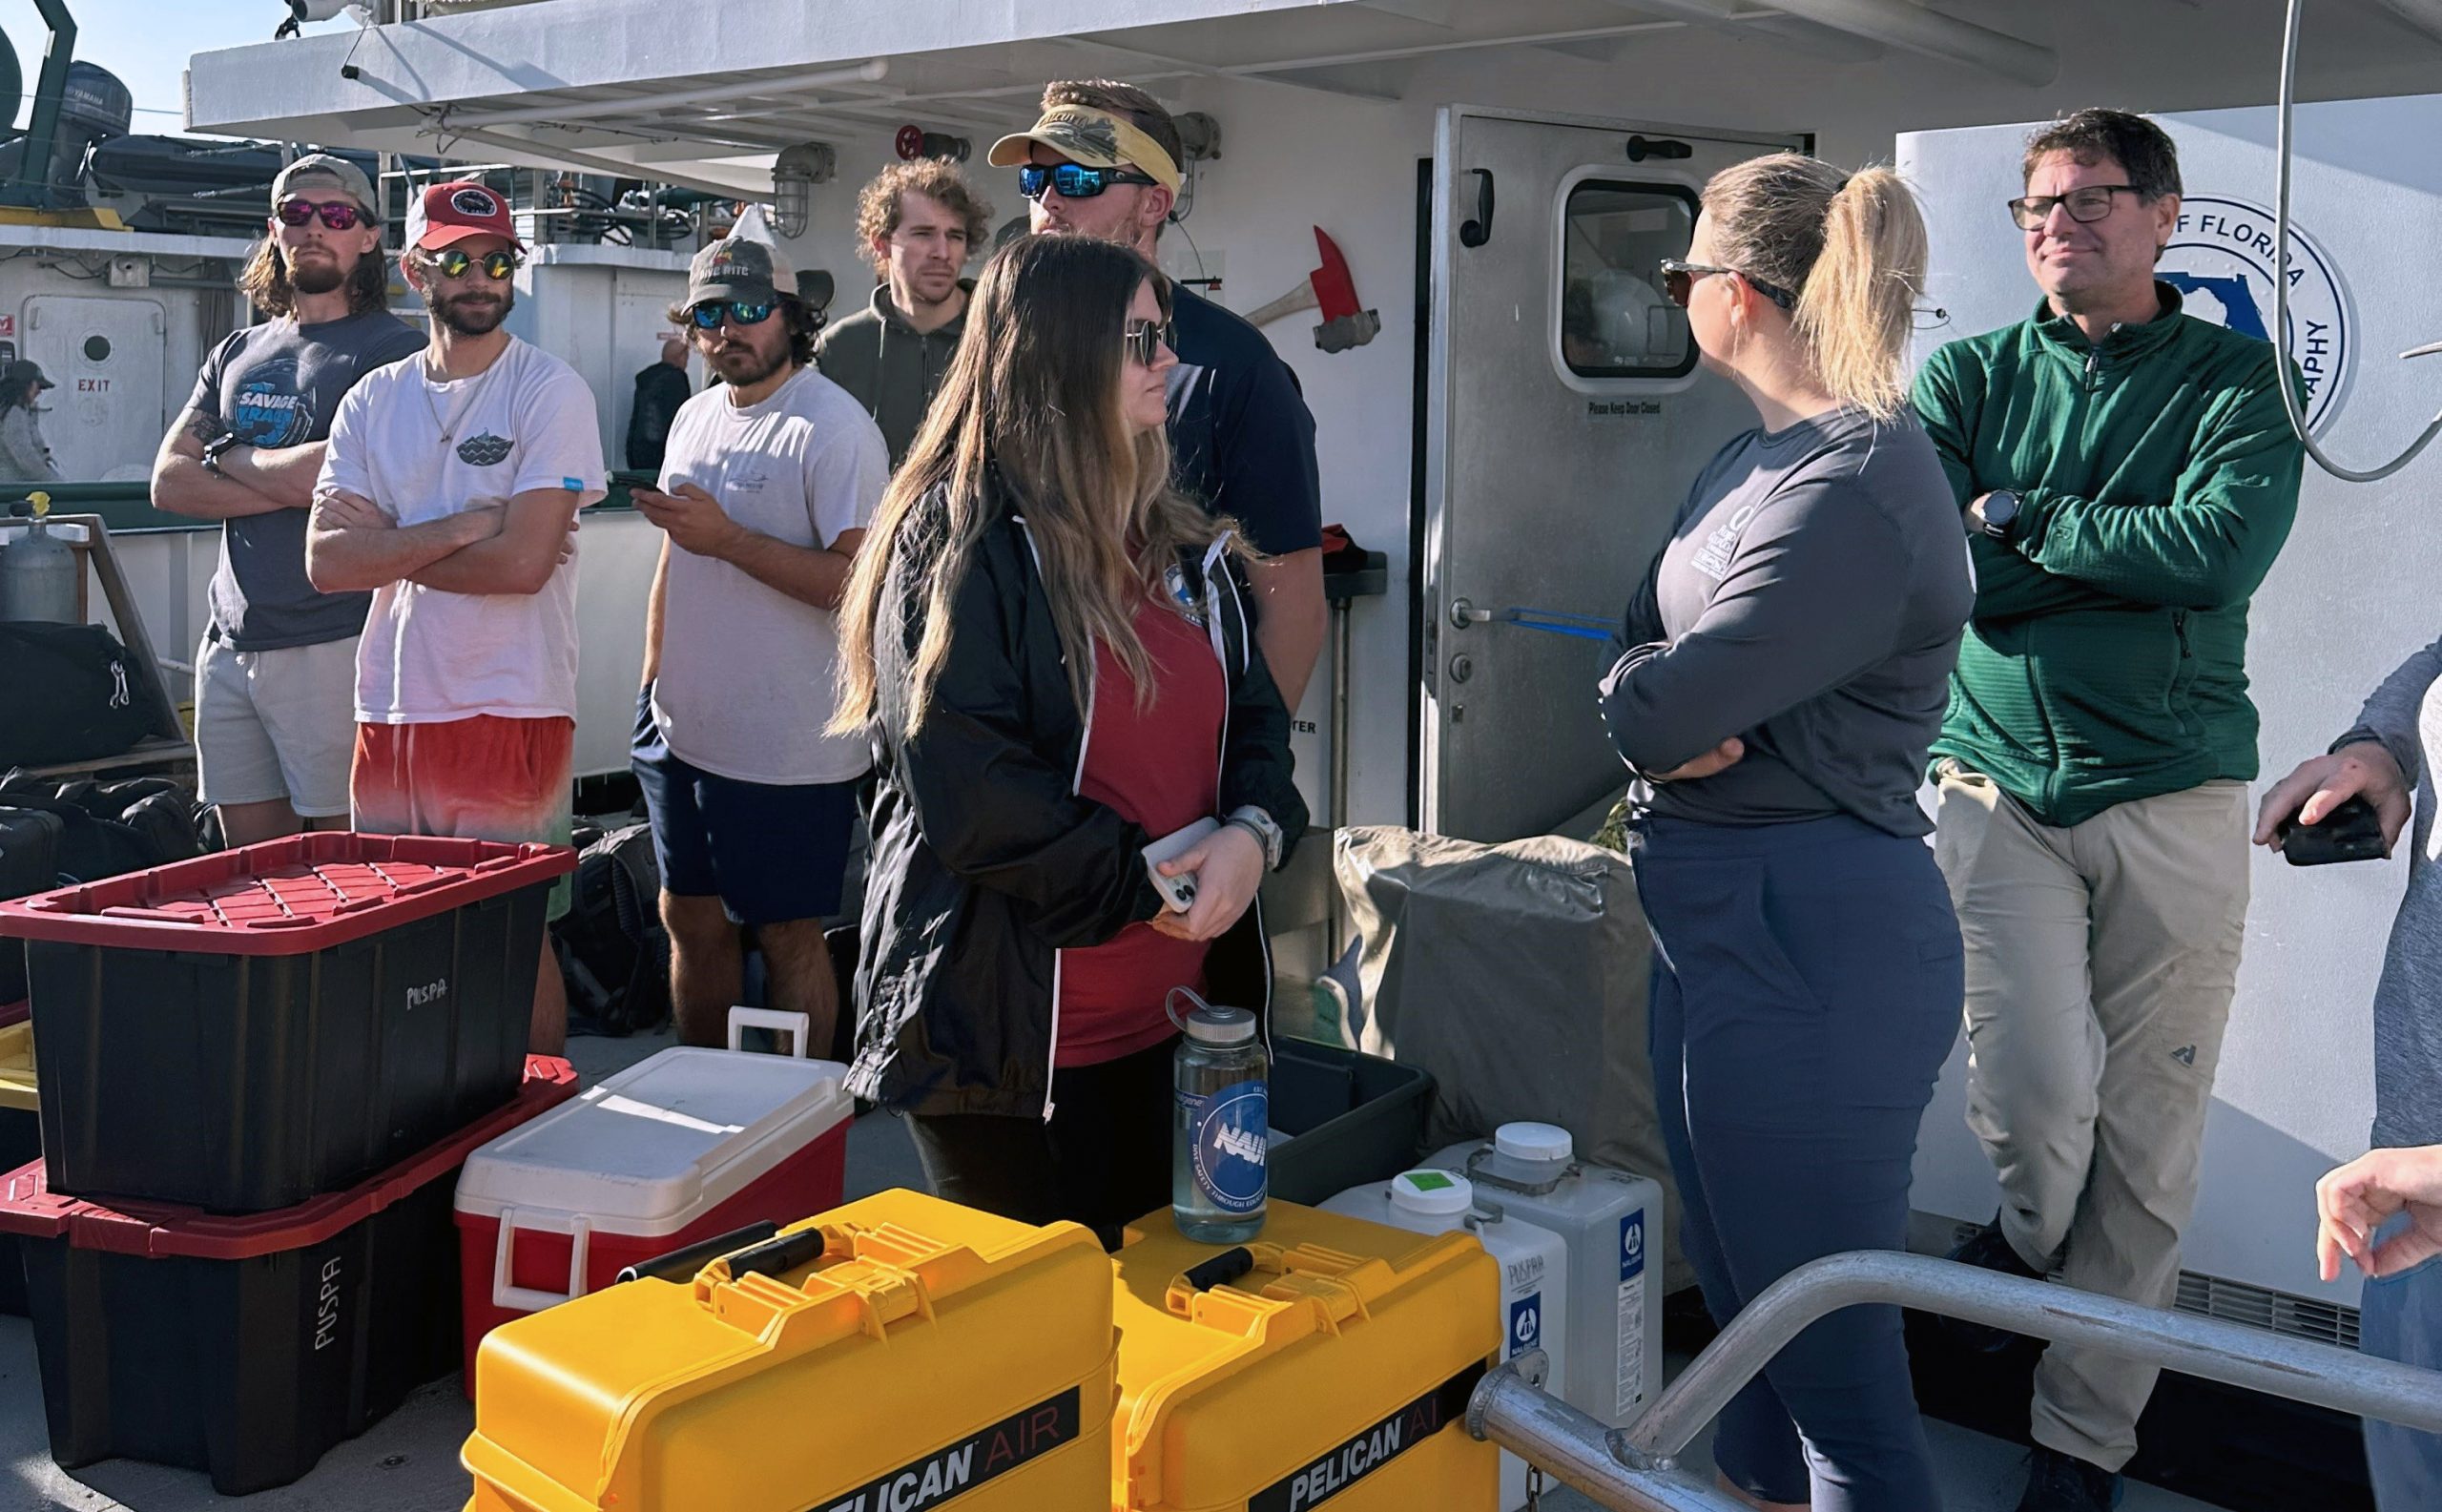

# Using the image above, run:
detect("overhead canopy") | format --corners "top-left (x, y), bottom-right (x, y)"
top-left (184, 0), bottom-right (2083, 198)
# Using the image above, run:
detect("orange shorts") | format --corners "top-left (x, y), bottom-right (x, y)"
top-left (351, 715), bottom-right (575, 918)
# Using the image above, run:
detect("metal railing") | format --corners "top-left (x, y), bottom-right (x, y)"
top-left (1467, 1250), bottom-right (2442, 1512)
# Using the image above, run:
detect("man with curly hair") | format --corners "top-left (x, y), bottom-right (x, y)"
top-left (815, 159), bottom-right (991, 465)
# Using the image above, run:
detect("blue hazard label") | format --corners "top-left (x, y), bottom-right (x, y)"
top-left (1621, 1210), bottom-right (1646, 1283)
top-left (1190, 1080), bottom-right (1268, 1214)
top-left (1509, 1292), bottom-right (1543, 1357)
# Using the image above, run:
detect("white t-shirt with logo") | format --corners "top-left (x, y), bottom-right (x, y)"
top-left (317, 338), bottom-right (607, 724)
top-left (652, 364), bottom-right (887, 785)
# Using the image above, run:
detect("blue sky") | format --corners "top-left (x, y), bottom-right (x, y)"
top-left (18, 1), bottom-right (351, 135)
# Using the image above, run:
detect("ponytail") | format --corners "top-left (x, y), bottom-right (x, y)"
top-left (1794, 167), bottom-right (1926, 421)
top-left (1698, 155), bottom-right (1929, 421)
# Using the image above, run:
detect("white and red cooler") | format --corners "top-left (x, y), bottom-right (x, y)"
top-left (451, 1009), bottom-right (854, 1385)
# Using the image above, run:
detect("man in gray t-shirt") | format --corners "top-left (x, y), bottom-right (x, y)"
top-left (150, 155), bottom-right (424, 846)
top-left (2258, 644), bottom-right (2442, 1510)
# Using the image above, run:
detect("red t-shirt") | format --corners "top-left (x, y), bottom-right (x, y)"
top-left (1056, 595), bottom-right (1227, 1067)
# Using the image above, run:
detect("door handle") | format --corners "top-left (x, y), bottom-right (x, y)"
top-left (1625, 135), bottom-right (1693, 162)
top-left (1459, 169), bottom-right (1496, 248)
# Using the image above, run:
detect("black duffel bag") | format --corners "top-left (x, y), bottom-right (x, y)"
top-left (0, 805), bottom-right (65, 1003)
top-left (0, 622), bottom-right (155, 768)
top-left (551, 821), bottom-right (673, 1038)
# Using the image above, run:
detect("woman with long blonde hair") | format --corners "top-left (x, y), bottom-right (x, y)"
top-left (833, 234), bottom-right (1304, 1241)
top-left (1598, 155), bottom-right (1972, 1511)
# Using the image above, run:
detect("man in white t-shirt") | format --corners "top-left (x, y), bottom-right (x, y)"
top-left (631, 234), bottom-right (888, 1050)
top-left (304, 180), bottom-right (606, 1055)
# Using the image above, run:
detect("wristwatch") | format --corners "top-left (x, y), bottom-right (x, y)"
top-left (200, 432), bottom-right (241, 478)
top-left (1225, 805), bottom-right (1286, 871)
top-left (1978, 488), bottom-right (2022, 542)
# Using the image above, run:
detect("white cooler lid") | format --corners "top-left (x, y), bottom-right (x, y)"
top-left (454, 1047), bottom-right (855, 1239)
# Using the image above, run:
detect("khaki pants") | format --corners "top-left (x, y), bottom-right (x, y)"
top-left (1933, 762), bottom-right (2250, 1472)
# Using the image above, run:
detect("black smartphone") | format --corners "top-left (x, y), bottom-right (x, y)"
top-left (2277, 794), bottom-right (2390, 866)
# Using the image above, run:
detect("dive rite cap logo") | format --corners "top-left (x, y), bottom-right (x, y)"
top-left (450, 187), bottom-right (500, 218)
top-left (2162, 195), bottom-right (2351, 433)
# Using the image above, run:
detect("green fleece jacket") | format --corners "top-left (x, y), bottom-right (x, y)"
top-left (812, 280), bottom-right (971, 466)
top-left (1914, 283), bottom-right (2306, 827)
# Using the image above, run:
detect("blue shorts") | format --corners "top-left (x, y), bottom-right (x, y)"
top-left (631, 690), bottom-right (861, 927)
top-left (2361, 1232), bottom-right (2442, 1512)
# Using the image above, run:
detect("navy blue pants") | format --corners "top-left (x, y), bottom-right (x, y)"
top-left (1631, 814), bottom-right (1960, 1512)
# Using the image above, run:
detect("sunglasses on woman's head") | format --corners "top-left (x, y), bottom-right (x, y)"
top-left (687, 300), bottom-right (776, 330)
top-left (1658, 257), bottom-right (1797, 312)
top-left (276, 197), bottom-right (364, 231)
top-left (1018, 162), bottom-right (1160, 202)
top-left (429, 247), bottom-right (521, 280)
top-left (1124, 318), bottom-right (1173, 366)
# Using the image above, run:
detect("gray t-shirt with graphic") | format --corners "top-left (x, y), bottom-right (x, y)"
top-left (192, 307), bottom-right (426, 650)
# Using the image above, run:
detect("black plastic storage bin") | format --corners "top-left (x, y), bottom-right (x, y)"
top-left (0, 833), bottom-right (576, 1212)
top-left (1267, 1037), bottom-right (1437, 1205)
top-left (0, 1058), bottom-right (578, 1495)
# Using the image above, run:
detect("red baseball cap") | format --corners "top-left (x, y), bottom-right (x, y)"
top-left (406, 179), bottom-right (522, 252)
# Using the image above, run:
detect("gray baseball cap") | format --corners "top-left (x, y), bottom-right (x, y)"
top-left (688, 235), bottom-right (798, 307)
top-left (271, 153), bottom-right (379, 216)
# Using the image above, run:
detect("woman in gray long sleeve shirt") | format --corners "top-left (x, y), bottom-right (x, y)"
top-left (2256, 644), bottom-right (2442, 1510)
top-left (1599, 156), bottom-right (1970, 1512)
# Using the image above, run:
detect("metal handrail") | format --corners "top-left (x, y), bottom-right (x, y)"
top-left (1468, 1250), bottom-right (2442, 1512)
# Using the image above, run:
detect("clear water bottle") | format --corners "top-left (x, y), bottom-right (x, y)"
top-left (1169, 987), bottom-right (1268, 1243)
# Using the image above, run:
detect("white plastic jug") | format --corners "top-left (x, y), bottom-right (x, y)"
top-left (1323, 1169), bottom-right (1568, 1512)
top-left (1429, 1123), bottom-right (1665, 1426)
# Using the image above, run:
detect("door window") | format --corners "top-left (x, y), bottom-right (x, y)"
top-left (1559, 181), bottom-right (1698, 380)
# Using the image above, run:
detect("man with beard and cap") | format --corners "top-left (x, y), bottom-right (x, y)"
top-left (814, 159), bottom-right (991, 466)
top-left (990, 80), bottom-right (1327, 712)
top-left (305, 179), bottom-right (606, 1055)
top-left (152, 154), bottom-right (426, 847)
top-left (629, 235), bottom-right (887, 1050)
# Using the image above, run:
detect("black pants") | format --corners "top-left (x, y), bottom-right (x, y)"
top-left (905, 1035), bottom-right (1177, 1249)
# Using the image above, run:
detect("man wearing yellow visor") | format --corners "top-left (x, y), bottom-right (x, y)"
top-left (991, 82), bottom-right (1326, 713)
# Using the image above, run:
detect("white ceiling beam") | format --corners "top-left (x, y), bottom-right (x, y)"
top-left (1592, 1), bottom-right (1884, 65)
top-left (1061, 32), bottom-right (1400, 102)
top-left (1251, 61), bottom-right (1409, 100)
top-left (438, 60), bottom-right (889, 132)
top-left (1765, 0), bottom-right (2055, 84)
top-left (1535, 39), bottom-right (1627, 62)
top-left (1354, 0), bottom-right (1454, 24)
top-left (431, 122), bottom-right (776, 198)
top-left (2372, 0), bottom-right (2442, 44)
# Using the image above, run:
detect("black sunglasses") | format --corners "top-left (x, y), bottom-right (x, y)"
top-left (276, 197), bottom-right (364, 231)
top-left (687, 300), bottom-right (776, 330)
top-left (1018, 162), bottom-right (1160, 202)
top-left (2007, 184), bottom-right (2142, 231)
top-left (1658, 258), bottom-right (1797, 312)
top-left (428, 247), bottom-right (520, 280)
top-left (1125, 318), bottom-right (1173, 366)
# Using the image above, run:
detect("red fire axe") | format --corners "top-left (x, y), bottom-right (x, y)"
top-left (1244, 227), bottom-right (1380, 353)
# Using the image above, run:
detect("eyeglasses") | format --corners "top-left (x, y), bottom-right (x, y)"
top-left (686, 300), bottom-right (776, 330)
top-left (2007, 184), bottom-right (2142, 231)
top-left (1658, 258), bottom-right (1797, 312)
top-left (1018, 162), bottom-right (1160, 202)
top-left (275, 197), bottom-right (364, 231)
top-left (1124, 318), bottom-right (1173, 366)
top-left (427, 247), bottom-right (521, 280)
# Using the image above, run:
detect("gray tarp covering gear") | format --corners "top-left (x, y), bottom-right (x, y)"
top-left (1331, 825), bottom-right (1692, 1294)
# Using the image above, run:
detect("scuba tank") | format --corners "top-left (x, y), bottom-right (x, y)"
top-left (0, 492), bottom-right (78, 623)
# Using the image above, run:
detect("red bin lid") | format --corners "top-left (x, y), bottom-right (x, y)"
top-left (0, 832), bottom-right (576, 955)
top-left (0, 1056), bottom-right (580, 1257)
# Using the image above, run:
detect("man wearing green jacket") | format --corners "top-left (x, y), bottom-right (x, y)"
top-left (815, 159), bottom-right (991, 466)
top-left (1914, 109), bottom-right (2305, 1512)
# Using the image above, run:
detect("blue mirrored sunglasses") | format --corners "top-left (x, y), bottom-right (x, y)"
top-left (1017, 162), bottom-right (1159, 201)
top-left (687, 300), bottom-right (775, 329)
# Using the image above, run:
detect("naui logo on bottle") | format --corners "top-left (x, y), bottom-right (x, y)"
top-left (1621, 1211), bottom-right (1645, 1282)
top-left (1508, 1293), bottom-right (1543, 1358)
top-left (1189, 1080), bottom-right (1268, 1214)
